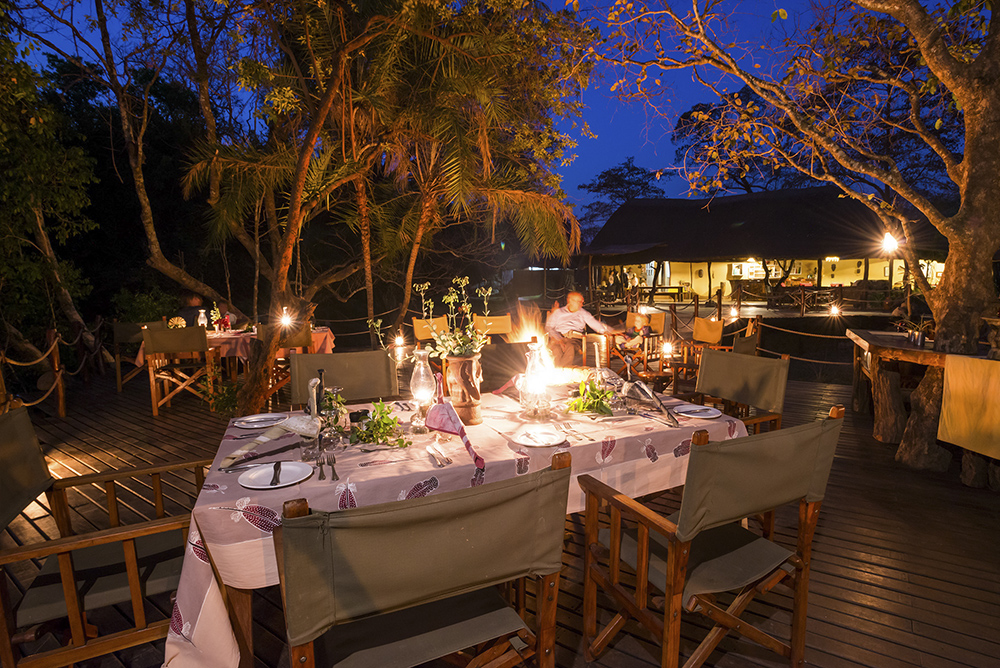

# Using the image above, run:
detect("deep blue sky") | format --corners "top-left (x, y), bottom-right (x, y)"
top-left (557, 1), bottom-right (816, 210)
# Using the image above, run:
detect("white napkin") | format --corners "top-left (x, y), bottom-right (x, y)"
top-left (220, 415), bottom-right (321, 468)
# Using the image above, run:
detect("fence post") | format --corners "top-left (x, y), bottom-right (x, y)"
top-left (46, 329), bottom-right (66, 418)
top-left (715, 287), bottom-right (723, 321)
top-left (800, 285), bottom-right (806, 317)
top-left (838, 286), bottom-right (845, 313)
top-left (694, 293), bottom-right (700, 319)
top-left (735, 282), bottom-right (742, 316)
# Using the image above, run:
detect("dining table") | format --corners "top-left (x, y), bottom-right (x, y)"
top-left (162, 390), bottom-right (747, 668)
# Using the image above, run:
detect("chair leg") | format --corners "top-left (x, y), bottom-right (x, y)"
top-left (115, 350), bottom-right (123, 393)
top-left (148, 364), bottom-right (159, 417)
top-left (535, 571), bottom-right (560, 668)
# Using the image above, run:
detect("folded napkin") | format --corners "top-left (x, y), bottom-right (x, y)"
top-left (220, 415), bottom-right (321, 468)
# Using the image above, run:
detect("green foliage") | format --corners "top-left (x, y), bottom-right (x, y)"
top-left (567, 379), bottom-right (614, 416)
top-left (202, 361), bottom-right (241, 417)
top-left (416, 277), bottom-right (490, 358)
top-left (111, 286), bottom-right (177, 324)
top-left (349, 400), bottom-right (410, 447)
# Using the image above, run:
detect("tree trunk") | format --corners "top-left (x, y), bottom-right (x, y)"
top-left (895, 366), bottom-right (951, 471)
top-left (32, 207), bottom-right (112, 364)
top-left (871, 360), bottom-right (907, 443)
top-left (358, 182), bottom-right (376, 348)
top-left (394, 198), bottom-right (433, 331)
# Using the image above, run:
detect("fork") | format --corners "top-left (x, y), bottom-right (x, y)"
top-left (326, 453), bottom-right (339, 481)
top-left (429, 443), bottom-right (452, 465)
top-left (425, 446), bottom-right (447, 467)
top-left (317, 457), bottom-right (326, 481)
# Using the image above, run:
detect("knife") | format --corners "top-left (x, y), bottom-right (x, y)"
top-left (269, 461), bottom-right (282, 486)
top-left (218, 440), bottom-right (302, 471)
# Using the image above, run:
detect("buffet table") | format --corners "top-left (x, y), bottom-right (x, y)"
top-left (162, 393), bottom-right (746, 668)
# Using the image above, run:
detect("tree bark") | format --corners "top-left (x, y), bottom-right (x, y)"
top-left (895, 366), bottom-right (951, 471)
top-left (358, 181), bottom-right (376, 348)
top-left (32, 207), bottom-right (112, 364)
top-left (393, 197), bottom-right (434, 331)
top-left (871, 360), bottom-right (907, 443)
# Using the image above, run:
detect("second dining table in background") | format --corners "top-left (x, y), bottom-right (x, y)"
top-left (162, 391), bottom-right (747, 668)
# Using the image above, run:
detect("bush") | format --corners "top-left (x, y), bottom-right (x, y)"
top-left (111, 286), bottom-right (177, 323)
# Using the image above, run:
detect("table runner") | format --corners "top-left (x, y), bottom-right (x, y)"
top-left (162, 393), bottom-right (746, 668)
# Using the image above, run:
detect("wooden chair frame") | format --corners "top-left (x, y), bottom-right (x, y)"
top-left (579, 407), bottom-right (844, 668)
top-left (113, 319), bottom-right (166, 393)
top-left (1, 458), bottom-right (211, 668)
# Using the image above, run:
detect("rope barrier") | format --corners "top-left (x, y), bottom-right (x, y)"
top-left (17, 370), bottom-right (64, 406)
top-left (1, 338), bottom-right (61, 367)
top-left (61, 347), bottom-right (97, 377)
top-left (757, 322), bottom-right (848, 339)
top-left (757, 347), bottom-right (853, 366)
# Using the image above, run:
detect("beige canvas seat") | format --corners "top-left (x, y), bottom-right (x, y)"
top-left (142, 326), bottom-right (218, 416)
top-left (472, 314), bottom-right (512, 342)
top-left (0, 407), bottom-right (210, 668)
top-left (289, 351), bottom-right (398, 405)
top-left (274, 453), bottom-right (571, 668)
top-left (670, 317), bottom-right (730, 393)
top-left (113, 319), bottom-right (167, 392)
top-left (579, 407), bottom-right (844, 668)
top-left (688, 348), bottom-right (790, 433)
top-left (412, 316), bottom-right (448, 342)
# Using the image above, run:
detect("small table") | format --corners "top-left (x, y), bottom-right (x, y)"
top-left (163, 393), bottom-right (747, 668)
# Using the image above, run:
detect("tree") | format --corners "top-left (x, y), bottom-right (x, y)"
top-left (600, 0), bottom-right (995, 476)
top-left (0, 9), bottom-right (98, 357)
top-left (576, 156), bottom-right (666, 243)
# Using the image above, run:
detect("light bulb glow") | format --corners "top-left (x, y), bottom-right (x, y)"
top-left (882, 233), bottom-right (898, 253)
top-left (395, 335), bottom-right (405, 347)
top-left (830, 304), bottom-right (841, 316)
top-left (279, 306), bottom-right (292, 328)
top-left (729, 306), bottom-right (739, 318)
top-left (662, 341), bottom-right (673, 356)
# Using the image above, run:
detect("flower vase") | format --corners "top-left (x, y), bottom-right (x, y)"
top-left (445, 354), bottom-right (483, 425)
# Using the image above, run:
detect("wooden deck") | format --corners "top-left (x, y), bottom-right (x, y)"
top-left (4, 375), bottom-right (1000, 668)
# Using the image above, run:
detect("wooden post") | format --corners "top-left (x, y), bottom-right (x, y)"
top-left (587, 256), bottom-right (594, 305)
top-left (800, 285), bottom-right (806, 317)
top-left (735, 282), bottom-right (742, 315)
top-left (693, 294), bottom-right (700, 319)
top-left (715, 287), bottom-right (723, 321)
top-left (46, 329), bottom-right (66, 418)
top-left (851, 345), bottom-right (871, 413)
top-left (669, 304), bottom-right (678, 338)
top-left (816, 258), bottom-right (823, 288)
top-left (838, 285), bottom-right (845, 312)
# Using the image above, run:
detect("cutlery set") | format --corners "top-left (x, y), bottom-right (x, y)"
top-left (426, 444), bottom-right (452, 467)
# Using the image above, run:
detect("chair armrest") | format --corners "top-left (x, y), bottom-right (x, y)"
top-left (50, 458), bottom-right (212, 490)
top-left (577, 474), bottom-right (678, 539)
top-left (0, 514), bottom-right (190, 566)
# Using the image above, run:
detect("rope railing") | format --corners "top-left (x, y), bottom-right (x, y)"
top-left (1, 337), bottom-right (60, 367)
top-left (17, 370), bottom-right (65, 406)
top-left (757, 347), bottom-right (853, 366)
top-left (757, 322), bottom-right (848, 339)
top-left (1, 330), bottom-right (67, 417)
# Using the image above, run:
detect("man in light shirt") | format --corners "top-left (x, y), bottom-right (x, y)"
top-left (545, 292), bottom-right (610, 366)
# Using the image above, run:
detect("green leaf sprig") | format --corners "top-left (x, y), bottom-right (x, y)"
top-left (349, 400), bottom-right (411, 448)
top-left (567, 379), bottom-right (615, 416)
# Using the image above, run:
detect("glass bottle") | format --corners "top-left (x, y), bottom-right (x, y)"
top-left (521, 338), bottom-right (551, 419)
top-left (196, 309), bottom-right (208, 328)
top-left (409, 347), bottom-right (435, 433)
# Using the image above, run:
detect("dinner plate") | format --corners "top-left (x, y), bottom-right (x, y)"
top-left (510, 428), bottom-right (567, 448)
top-left (673, 406), bottom-right (723, 419)
top-left (238, 462), bottom-right (313, 489)
top-left (233, 413), bottom-right (288, 429)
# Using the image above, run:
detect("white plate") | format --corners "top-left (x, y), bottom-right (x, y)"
top-left (233, 413), bottom-right (288, 429)
top-left (238, 462), bottom-right (313, 489)
top-left (510, 428), bottom-right (567, 448)
top-left (673, 406), bottom-right (723, 419)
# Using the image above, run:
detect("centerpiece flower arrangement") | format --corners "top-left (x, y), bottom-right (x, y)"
top-left (415, 277), bottom-right (492, 359)
top-left (209, 302), bottom-right (231, 331)
top-left (414, 277), bottom-right (493, 425)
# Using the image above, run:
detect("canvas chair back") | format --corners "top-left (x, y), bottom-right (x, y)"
top-left (141, 327), bottom-right (209, 355)
top-left (731, 334), bottom-right (758, 356)
top-left (258, 323), bottom-right (313, 350)
top-left (692, 317), bottom-right (723, 345)
top-left (290, 351), bottom-right (398, 405)
top-left (278, 462), bottom-right (571, 645)
top-left (0, 407), bottom-right (54, 530)
top-left (113, 320), bottom-right (167, 345)
top-left (695, 348), bottom-right (789, 413)
top-left (675, 417), bottom-right (842, 543)
top-left (412, 316), bottom-right (448, 341)
top-left (472, 314), bottom-right (512, 336)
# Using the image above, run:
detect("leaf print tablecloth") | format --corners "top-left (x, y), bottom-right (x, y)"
top-left (162, 393), bottom-right (745, 668)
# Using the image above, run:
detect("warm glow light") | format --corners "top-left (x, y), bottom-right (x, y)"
top-left (746, 257), bottom-right (756, 263)
top-left (395, 334), bottom-right (405, 347)
top-left (729, 306), bottom-right (739, 318)
top-left (709, 316), bottom-right (717, 322)
top-left (824, 256), bottom-right (840, 262)
top-left (279, 306), bottom-right (292, 328)
top-left (830, 304), bottom-right (841, 316)
top-left (882, 233), bottom-right (899, 253)
top-left (662, 341), bottom-right (673, 356)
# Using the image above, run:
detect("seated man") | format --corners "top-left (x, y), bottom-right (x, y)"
top-left (545, 292), bottom-right (610, 367)
top-left (176, 292), bottom-right (204, 327)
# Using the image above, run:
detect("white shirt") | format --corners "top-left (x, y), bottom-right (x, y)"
top-left (545, 306), bottom-right (609, 339)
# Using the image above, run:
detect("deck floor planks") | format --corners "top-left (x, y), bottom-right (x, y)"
top-left (3, 375), bottom-right (1000, 668)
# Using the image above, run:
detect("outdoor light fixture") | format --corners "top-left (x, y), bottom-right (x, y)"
top-left (830, 304), bottom-right (841, 316)
top-left (709, 315), bottom-right (718, 322)
top-left (882, 233), bottom-right (899, 253)
top-left (729, 306), bottom-right (739, 318)
top-left (662, 341), bottom-right (673, 357)
top-left (279, 306), bottom-right (293, 328)
top-left (825, 256), bottom-right (840, 263)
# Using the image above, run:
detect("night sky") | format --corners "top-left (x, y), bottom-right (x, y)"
top-left (558, 1), bottom-right (815, 210)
